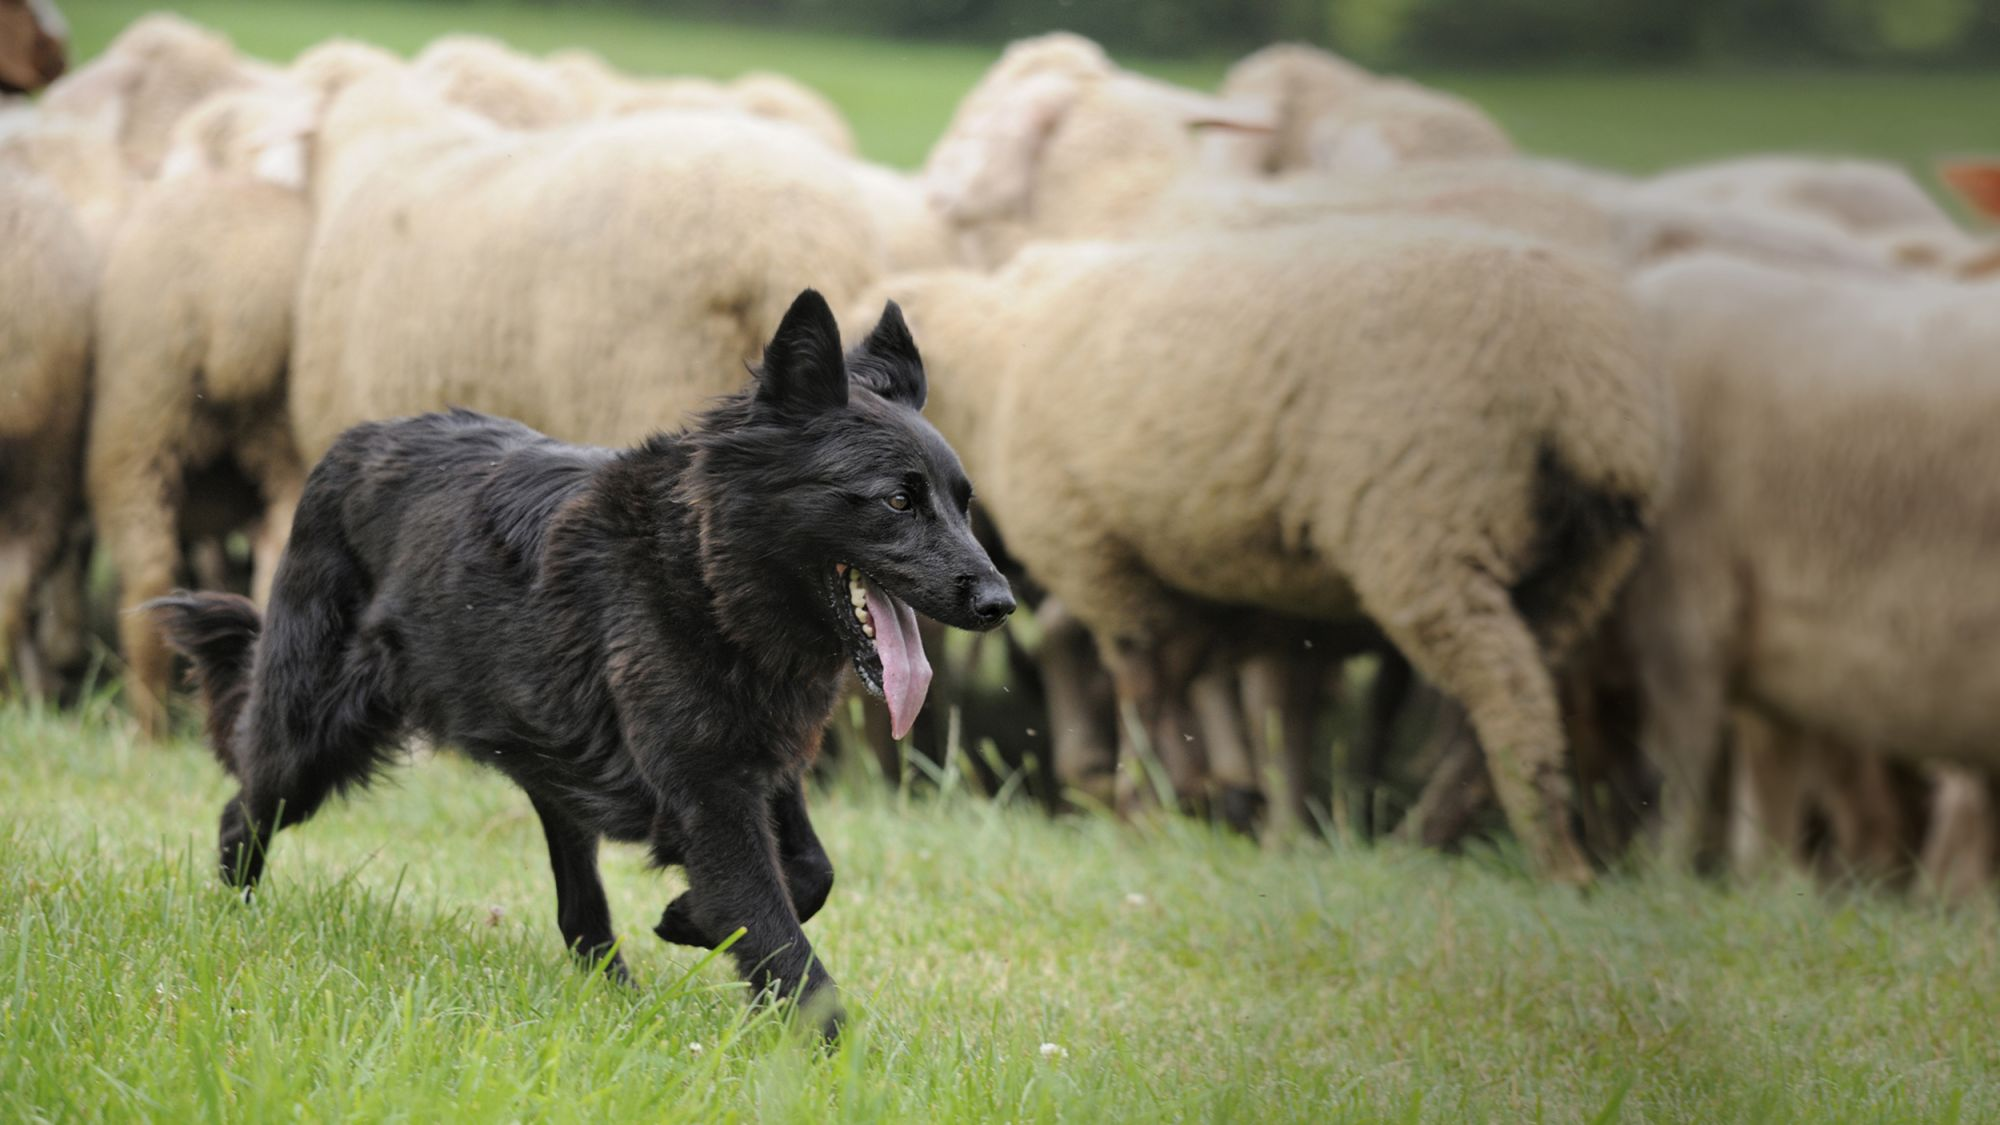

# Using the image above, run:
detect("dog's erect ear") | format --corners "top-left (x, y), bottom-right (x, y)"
top-left (849, 300), bottom-right (926, 410)
top-left (755, 289), bottom-right (848, 418)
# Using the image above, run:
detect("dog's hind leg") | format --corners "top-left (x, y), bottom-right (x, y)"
top-left (527, 792), bottom-right (628, 980)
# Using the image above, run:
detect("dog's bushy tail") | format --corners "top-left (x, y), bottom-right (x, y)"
top-left (145, 592), bottom-right (261, 776)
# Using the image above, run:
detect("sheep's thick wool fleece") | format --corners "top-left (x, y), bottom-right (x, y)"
top-left (1626, 254), bottom-right (2000, 762)
top-left (884, 221), bottom-right (1673, 646)
top-left (292, 86), bottom-right (879, 458)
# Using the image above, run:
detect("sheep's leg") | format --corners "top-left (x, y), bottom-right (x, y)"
top-left (1919, 768), bottom-right (1993, 902)
top-left (0, 441), bottom-right (76, 699)
top-left (1351, 650), bottom-right (1414, 839)
top-left (1189, 663), bottom-right (1260, 833)
top-left (1727, 709), bottom-right (1808, 877)
top-left (237, 421), bottom-right (306, 610)
top-left (103, 493), bottom-right (183, 738)
top-left (1106, 630), bottom-right (1209, 816)
top-left (1398, 726), bottom-right (1492, 851)
top-left (1241, 651), bottom-right (1322, 839)
top-left (1812, 745), bottom-right (1912, 881)
top-left (1354, 566), bottom-right (1592, 886)
top-left (250, 489), bottom-right (300, 609)
top-left (1036, 597), bottom-right (1118, 807)
top-left (0, 537), bottom-right (34, 694)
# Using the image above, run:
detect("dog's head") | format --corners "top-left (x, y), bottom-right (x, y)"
top-left (692, 289), bottom-right (1014, 739)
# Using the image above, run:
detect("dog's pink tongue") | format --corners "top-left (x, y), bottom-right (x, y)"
top-left (864, 584), bottom-right (932, 741)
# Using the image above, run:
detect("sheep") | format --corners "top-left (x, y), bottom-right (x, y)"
top-left (921, 35), bottom-right (1905, 284)
top-left (0, 160), bottom-right (94, 697)
top-left (88, 81), bottom-right (328, 735)
top-left (0, 0), bottom-right (67, 94)
top-left (542, 48), bottom-right (855, 155)
top-left (289, 69), bottom-right (882, 464)
top-left (0, 102), bottom-right (133, 250)
top-left (1645, 155), bottom-right (2000, 281)
top-left (1203, 43), bottom-right (1512, 177)
top-left (1620, 253), bottom-right (2000, 872)
top-left (1252, 157), bottom-right (1921, 279)
top-left (1647, 155), bottom-right (1958, 238)
top-left (412, 35), bottom-right (583, 130)
top-left (921, 32), bottom-right (1275, 267)
top-left (38, 14), bottom-right (272, 177)
top-left (725, 71), bottom-right (856, 156)
top-left (859, 218), bottom-right (1674, 884)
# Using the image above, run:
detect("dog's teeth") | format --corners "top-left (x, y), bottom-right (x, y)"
top-left (862, 623), bottom-right (875, 638)
top-left (849, 586), bottom-right (867, 608)
top-left (854, 606), bottom-right (871, 624)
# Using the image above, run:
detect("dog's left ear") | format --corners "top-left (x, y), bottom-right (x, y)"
top-left (849, 300), bottom-right (926, 410)
top-left (755, 289), bottom-right (849, 418)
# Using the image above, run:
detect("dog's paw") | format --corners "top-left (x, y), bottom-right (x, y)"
top-left (653, 895), bottom-right (716, 948)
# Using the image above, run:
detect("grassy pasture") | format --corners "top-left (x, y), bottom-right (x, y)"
top-left (5, 699), bottom-right (2000, 1121)
top-left (11, 2), bottom-right (2000, 1119)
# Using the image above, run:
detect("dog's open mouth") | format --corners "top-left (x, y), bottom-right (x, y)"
top-left (833, 563), bottom-right (933, 741)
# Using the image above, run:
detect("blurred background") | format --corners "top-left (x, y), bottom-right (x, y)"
top-left (56, 0), bottom-right (1998, 176)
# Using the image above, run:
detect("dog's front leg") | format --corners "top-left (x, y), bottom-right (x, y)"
top-left (654, 775), bottom-right (833, 940)
top-left (655, 779), bottom-right (841, 1035)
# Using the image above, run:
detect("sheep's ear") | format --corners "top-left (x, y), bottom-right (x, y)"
top-left (755, 289), bottom-right (848, 418)
top-left (1176, 95), bottom-right (1276, 134)
top-left (1940, 160), bottom-right (2000, 222)
top-left (924, 70), bottom-right (1080, 223)
top-left (243, 98), bottom-right (318, 190)
top-left (850, 300), bottom-right (925, 410)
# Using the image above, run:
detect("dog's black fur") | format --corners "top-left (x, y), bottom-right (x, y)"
top-left (150, 290), bottom-right (1013, 1036)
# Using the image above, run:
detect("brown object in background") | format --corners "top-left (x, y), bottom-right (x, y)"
top-left (1939, 159), bottom-right (2000, 222)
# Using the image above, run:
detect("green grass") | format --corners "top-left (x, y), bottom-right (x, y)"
top-left (5, 697), bottom-right (2000, 1121)
top-left (60, 1), bottom-right (2000, 177)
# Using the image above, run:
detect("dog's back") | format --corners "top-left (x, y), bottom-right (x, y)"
top-left (312, 409), bottom-right (617, 580)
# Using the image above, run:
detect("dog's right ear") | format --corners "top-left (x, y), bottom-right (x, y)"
top-left (755, 289), bottom-right (849, 418)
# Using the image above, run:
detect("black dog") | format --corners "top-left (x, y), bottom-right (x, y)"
top-left (151, 290), bottom-right (1013, 1036)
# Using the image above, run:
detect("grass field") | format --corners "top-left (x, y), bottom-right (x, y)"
top-left (6, 698), bottom-right (2000, 1121)
top-left (13, 3), bottom-right (2000, 1120)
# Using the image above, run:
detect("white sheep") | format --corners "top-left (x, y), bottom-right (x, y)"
top-left (1204, 43), bottom-right (1512, 177)
top-left (290, 68), bottom-right (882, 462)
top-left (1647, 155), bottom-right (1957, 237)
top-left (0, 155), bottom-right (94, 696)
top-left (412, 34), bottom-right (584, 130)
top-left (38, 13), bottom-right (274, 176)
top-left (1621, 252), bottom-right (2000, 872)
top-left (87, 78), bottom-right (333, 735)
top-left (1645, 154), bottom-right (2000, 280)
top-left (921, 32), bottom-right (1274, 267)
top-left (862, 217), bottom-right (1675, 884)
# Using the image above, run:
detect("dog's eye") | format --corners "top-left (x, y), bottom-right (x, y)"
top-left (885, 492), bottom-right (912, 512)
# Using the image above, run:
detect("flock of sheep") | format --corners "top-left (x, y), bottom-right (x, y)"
top-left (5, 10), bottom-right (2000, 894)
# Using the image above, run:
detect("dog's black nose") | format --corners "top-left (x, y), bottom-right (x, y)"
top-left (969, 579), bottom-right (1015, 626)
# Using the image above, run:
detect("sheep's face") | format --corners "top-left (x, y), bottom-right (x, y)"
top-left (0, 0), bottom-right (66, 94)
top-left (701, 290), bottom-right (1014, 741)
